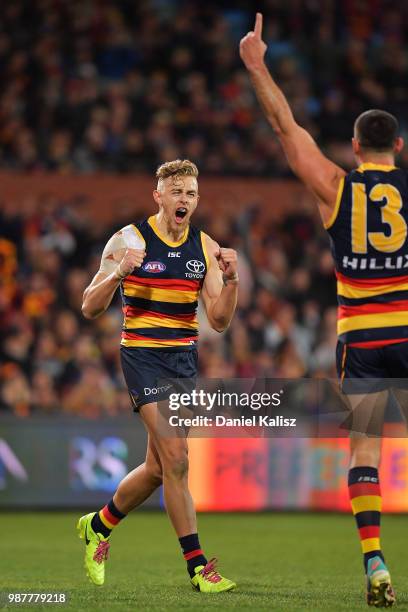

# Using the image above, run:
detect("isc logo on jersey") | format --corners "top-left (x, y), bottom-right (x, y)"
top-left (143, 261), bottom-right (166, 273)
top-left (185, 260), bottom-right (205, 279)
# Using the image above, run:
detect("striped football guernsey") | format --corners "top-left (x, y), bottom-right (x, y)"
top-left (120, 215), bottom-right (209, 350)
top-left (325, 163), bottom-right (408, 348)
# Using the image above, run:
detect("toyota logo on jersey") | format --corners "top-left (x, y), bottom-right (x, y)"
top-left (186, 260), bottom-right (205, 273)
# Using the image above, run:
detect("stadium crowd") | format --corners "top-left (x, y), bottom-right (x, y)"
top-left (1, 0), bottom-right (408, 176)
top-left (2, 0), bottom-right (407, 416)
top-left (0, 191), bottom-right (337, 417)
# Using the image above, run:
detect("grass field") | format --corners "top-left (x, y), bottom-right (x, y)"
top-left (1, 512), bottom-right (408, 611)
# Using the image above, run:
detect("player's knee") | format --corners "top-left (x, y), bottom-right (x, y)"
top-left (145, 463), bottom-right (163, 486)
top-left (162, 448), bottom-right (189, 479)
top-left (350, 443), bottom-right (381, 468)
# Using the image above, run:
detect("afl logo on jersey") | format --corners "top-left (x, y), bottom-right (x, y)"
top-left (143, 261), bottom-right (166, 273)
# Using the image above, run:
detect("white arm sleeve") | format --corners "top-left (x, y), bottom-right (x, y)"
top-left (99, 225), bottom-right (146, 275)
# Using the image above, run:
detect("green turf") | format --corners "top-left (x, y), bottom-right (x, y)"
top-left (1, 512), bottom-right (407, 610)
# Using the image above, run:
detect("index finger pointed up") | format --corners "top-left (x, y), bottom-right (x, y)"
top-left (254, 12), bottom-right (263, 38)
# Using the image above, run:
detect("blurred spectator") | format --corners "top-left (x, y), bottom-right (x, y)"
top-left (0, 0), bottom-right (407, 176)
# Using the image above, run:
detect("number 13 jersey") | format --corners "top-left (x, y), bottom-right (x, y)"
top-left (325, 162), bottom-right (408, 348)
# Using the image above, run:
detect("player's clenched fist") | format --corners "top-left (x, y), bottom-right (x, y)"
top-left (215, 248), bottom-right (239, 282)
top-left (115, 248), bottom-right (146, 279)
top-left (239, 13), bottom-right (267, 71)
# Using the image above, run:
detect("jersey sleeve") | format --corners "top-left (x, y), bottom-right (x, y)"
top-left (99, 224), bottom-right (146, 275)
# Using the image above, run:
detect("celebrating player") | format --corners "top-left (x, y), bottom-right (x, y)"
top-left (240, 13), bottom-right (408, 607)
top-left (78, 159), bottom-right (238, 593)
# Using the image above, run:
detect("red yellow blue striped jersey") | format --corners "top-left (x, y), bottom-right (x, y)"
top-left (325, 163), bottom-right (408, 348)
top-left (120, 215), bottom-right (209, 350)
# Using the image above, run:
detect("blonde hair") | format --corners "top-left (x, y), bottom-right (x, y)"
top-left (156, 159), bottom-right (198, 189)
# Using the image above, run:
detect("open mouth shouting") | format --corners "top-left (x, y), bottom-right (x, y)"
top-left (175, 206), bottom-right (188, 224)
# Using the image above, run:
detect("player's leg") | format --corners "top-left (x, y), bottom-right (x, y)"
top-left (392, 388), bottom-right (408, 425)
top-left (386, 341), bottom-right (408, 430)
top-left (140, 401), bottom-right (236, 592)
top-left (348, 392), bottom-right (395, 606)
top-left (77, 435), bottom-right (163, 585)
top-left (91, 434), bottom-right (163, 538)
top-left (140, 403), bottom-right (196, 534)
top-left (113, 434), bottom-right (162, 513)
top-left (348, 391), bottom-right (386, 564)
top-left (90, 344), bottom-right (166, 526)
top-left (338, 341), bottom-right (395, 607)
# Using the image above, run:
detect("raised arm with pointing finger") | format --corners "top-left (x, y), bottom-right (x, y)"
top-left (239, 13), bottom-right (346, 225)
top-left (242, 13), bottom-right (406, 610)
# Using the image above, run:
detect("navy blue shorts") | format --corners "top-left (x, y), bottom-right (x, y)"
top-left (120, 347), bottom-right (198, 410)
top-left (336, 340), bottom-right (408, 394)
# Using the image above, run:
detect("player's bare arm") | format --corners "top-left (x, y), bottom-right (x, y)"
top-left (82, 227), bottom-right (146, 319)
top-left (240, 13), bottom-right (346, 224)
top-left (200, 234), bottom-right (238, 332)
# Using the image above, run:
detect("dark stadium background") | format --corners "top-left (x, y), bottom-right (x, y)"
top-left (1, 0), bottom-right (408, 554)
